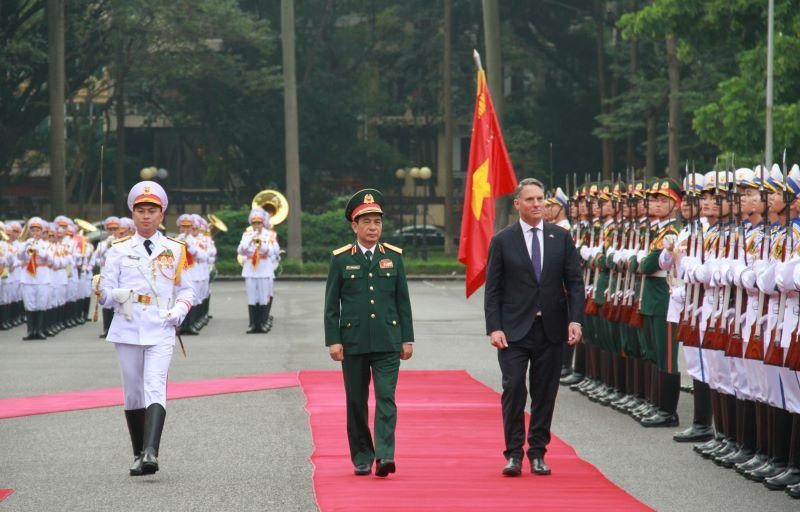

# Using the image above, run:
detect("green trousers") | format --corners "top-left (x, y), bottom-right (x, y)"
top-left (342, 351), bottom-right (400, 465)
top-left (643, 314), bottom-right (678, 373)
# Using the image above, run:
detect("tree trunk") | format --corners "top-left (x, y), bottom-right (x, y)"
top-left (482, 0), bottom-right (509, 230)
top-left (114, 35), bottom-right (127, 216)
top-left (666, 35), bottom-right (680, 182)
top-left (626, 0), bottom-right (638, 169)
top-left (594, 0), bottom-right (613, 178)
top-left (442, 0), bottom-right (455, 256)
top-left (48, 0), bottom-right (66, 215)
top-left (282, 0), bottom-right (303, 261)
top-left (645, 113), bottom-right (656, 178)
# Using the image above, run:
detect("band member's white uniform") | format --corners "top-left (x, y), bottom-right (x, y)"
top-left (97, 181), bottom-right (194, 476)
top-left (238, 208), bottom-right (279, 333)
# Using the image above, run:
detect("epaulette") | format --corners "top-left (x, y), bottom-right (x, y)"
top-left (111, 235), bottom-right (131, 245)
top-left (332, 244), bottom-right (353, 256)
top-left (166, 236), bottom-right (186, 246)
top-left (382, 242), bottom-right (403, 254)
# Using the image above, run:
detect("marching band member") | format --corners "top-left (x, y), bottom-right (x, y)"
top-left (238, 208), bottom-right (279, 333)
top-left (19, 217), bottom-right (52, 340)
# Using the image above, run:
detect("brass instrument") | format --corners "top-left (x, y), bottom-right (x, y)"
top-left (74, 218), bottom-right (98, 233)
top-left (251, 189), bottom-right (289, 226)
top-left (207, 213), bottom-right (228, 236)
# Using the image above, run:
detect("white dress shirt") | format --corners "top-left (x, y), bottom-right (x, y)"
top-left (519, 218), bottom-right (544, 271)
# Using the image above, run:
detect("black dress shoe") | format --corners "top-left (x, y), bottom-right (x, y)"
top-left (353, 463), bottom-right (371, 476)
top-left (764, 466), bottom-right (800, 490)
top-left (693, 436), bottom-right (722, 455)
top-left (736, 452), bottom-right (769, 474)
top-left (786, 480), bottom-right (800, 498)
top-left (718, 446), bottom-right (755, 468)
top-left (745, 458), bottom-right (787, 482)
top-left (531, 457), bottom-right (551, 475)
top-left (641, 411), bottom-right (679, 428)
top-left (502, 457), bottom-right (522, 476)
top-left (711, 441), bottom-right (741, 464)
top-left (561, 373), bottom-right (584, 386)
top-left (673, 423), bottom-right (714, 443)
top-left (375, 459), bottom-right (396, 477)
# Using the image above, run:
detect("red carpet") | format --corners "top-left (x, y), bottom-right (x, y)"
top-left (300, 369), bottom-right (651, 512)
top-left (0, 372), bottom-right (299, 419)
top-left (0, 489), bottom-right (13, 502)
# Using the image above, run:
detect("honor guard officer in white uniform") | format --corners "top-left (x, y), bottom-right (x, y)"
top-left (175, 214), bottom-right (202, 335)
top-left (238, 208), bottom-right (279, 333)
top-left (5, 221), bottom-right (24, 327)
top-left (96, 181), bottom-right (194, 476)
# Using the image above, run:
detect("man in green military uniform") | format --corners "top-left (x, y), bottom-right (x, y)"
top-left (324, 188), bottom-right (414, 478)
top-left (636, 178), bottom-right (682, 427)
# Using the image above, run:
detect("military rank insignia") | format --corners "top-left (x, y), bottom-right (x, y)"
top-left (379, 259), bottom-right (394, 269)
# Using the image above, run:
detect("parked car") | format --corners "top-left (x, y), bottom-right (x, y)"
top-left (391, 225), bottom-right (447, 245)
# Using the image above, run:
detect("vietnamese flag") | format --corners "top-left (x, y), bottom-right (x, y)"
top-left (458, 63), bottom-right (517, 298)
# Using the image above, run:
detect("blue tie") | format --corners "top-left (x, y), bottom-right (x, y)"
top-left (144, 239), bottom-right (153, 256)
top-left (530, 227), bottom-right (541, 282)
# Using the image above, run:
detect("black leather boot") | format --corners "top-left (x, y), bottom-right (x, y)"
top-left (141, 404), bottom-right (167, 475)
top-left (22, 310), bottom-right (37, 340)
top-left (642, 372), bottom-right (680, 427)
top-left (765, 414), bottom-right (800, 489)
top-left (246, 305), bottom-right (259, 334)
top-left (674, 379), bottom-right (713, 442)
top-left (746, 407), bottom-right (790, 482)
top-left (719, 399), bottom-right (756, 468)
top-left (264, 299), bottom-right (274, 331)
top-left (34, 310), bottom-right (48, 339)
top-left (124, 409), bottom-right (146, 476)
top-left (259, 304), bottom-right (270, 333)
top-left (0, 304), bottom-right (10, 330)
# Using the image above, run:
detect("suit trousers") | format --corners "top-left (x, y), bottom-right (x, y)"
top-left (115, 342), bottom-right (174, 410)
top-left (342, 351), bottom-right (400, 466)
top-left (498, 317), bottom-right (563, 460)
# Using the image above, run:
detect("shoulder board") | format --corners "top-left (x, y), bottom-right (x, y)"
top-left (166, 236), bottom-right (186, 246)
top-left (332, 244), bottom-right (353, 256)
top-left (111, 235), bottom-right (131, 245)
top-left (382, 242), bottom-right (403, 254)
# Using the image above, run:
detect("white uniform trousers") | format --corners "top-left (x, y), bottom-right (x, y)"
top-left (115, 342), bottom-right (174, 410)
top-left (245, 277), bottom-right (273, 305)
top-left (758, 297), bottom-right (783, 406)
top-left (22, 283), bottom-right (49, 311)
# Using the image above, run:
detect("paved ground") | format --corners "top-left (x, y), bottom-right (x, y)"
top-left (0, 281), bottom-right (796, 511)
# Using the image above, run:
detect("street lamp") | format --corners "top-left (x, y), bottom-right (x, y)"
top-left (409, 167), bottom-right (420, 257)
top-left (395, 168), bottom-right (407, 232)
top-left (418, 167), bottom-right (432, 261)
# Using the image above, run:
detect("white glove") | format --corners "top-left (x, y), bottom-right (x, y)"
top-left (580, 246), bottom-right (591, 261)
top-left (663, 234), bottom-right (677, 251)
top-left (756, 264), bottom-right (779, 296)
top-left (670, 285), bottom-right (686, 304)
top-left (741, 269), bottom-right (759, 293)
top-left (636, 250), bottom-right (648, 264)
top-left (163, 302), bottom-right (190, 328)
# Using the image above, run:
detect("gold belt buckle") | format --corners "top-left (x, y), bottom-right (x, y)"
top-left (136, 294), bottom-right (151, 305)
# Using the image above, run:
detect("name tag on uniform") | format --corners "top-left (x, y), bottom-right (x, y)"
top-left (345, 264), bottom-right (360, 270)
top-left (127, 255), bottom-right (140, 260)
top-left (379, 259), bottom-right (393, 269)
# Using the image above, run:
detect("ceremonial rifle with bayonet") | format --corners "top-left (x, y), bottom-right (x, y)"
top-left (629, 167), bottom-right (648, 330)
top-left (726, 162), bottom-right (746, 358)
top-left (765, 151), bottom-right (792, 366)
top-left (745, 160), bottom-right (771, 361)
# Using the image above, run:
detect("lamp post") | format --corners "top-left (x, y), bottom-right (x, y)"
top-left (418, 166), bottom-right (432, 261)
top-left (395, 168), bottom-right (407, 233)
top-left (408, 167), bottom-right (420, 258)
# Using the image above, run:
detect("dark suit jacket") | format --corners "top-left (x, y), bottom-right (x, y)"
top-left (484, 221), bottom-right (584, 343)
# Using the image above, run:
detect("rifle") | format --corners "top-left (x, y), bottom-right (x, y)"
top-left (745, 162), bottom-right (770, 361)
top-left (726, 169), bottom-right (746, 357)
top-left (765, 151), bottom-right (791, 365)
top-left (702, 167), bottom-right (725, 349)
top-left (629, 169), bottom-right (648, 330)
top-left (585, 172), bottom-right (603, 316)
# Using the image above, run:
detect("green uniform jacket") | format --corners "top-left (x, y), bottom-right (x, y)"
top-left (639, 220), bottom-right (679, 316)
top-left (324, 242), bottom-right (414, 355)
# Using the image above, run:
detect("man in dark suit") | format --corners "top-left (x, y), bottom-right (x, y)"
top-left (485, 177), bottom-right (584, 476)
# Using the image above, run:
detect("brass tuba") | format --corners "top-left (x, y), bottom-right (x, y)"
top-left (207, 213), bottom-right (228, 236)
top-left (74, 218), bottom-right (98, 233)
top-left (251, 189), bottom-right (289, 226)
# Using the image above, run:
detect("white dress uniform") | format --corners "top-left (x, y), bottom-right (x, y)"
top-left (100, 230), bottom-right (193, 408)
top-left (97, 180), bottom-right (193, 477)
top-left (238, 208), bottom-right (279, 333)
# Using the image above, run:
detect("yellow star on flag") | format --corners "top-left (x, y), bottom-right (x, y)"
top-left (471, 159), bottom-right (491, 220)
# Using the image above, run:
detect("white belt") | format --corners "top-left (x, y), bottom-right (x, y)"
top-left (650, 270), bottom-right (668, 278)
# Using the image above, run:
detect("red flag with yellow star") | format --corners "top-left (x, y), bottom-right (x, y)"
top-left (458, 67), bottom-right (517, 298)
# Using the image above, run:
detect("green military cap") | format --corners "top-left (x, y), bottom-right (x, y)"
top-left (647, 177), bottom-right (682, 203)
top-left (597, 181), bottom-right (613, 201)
top-left (345, 188), bottom-right (385, 221)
